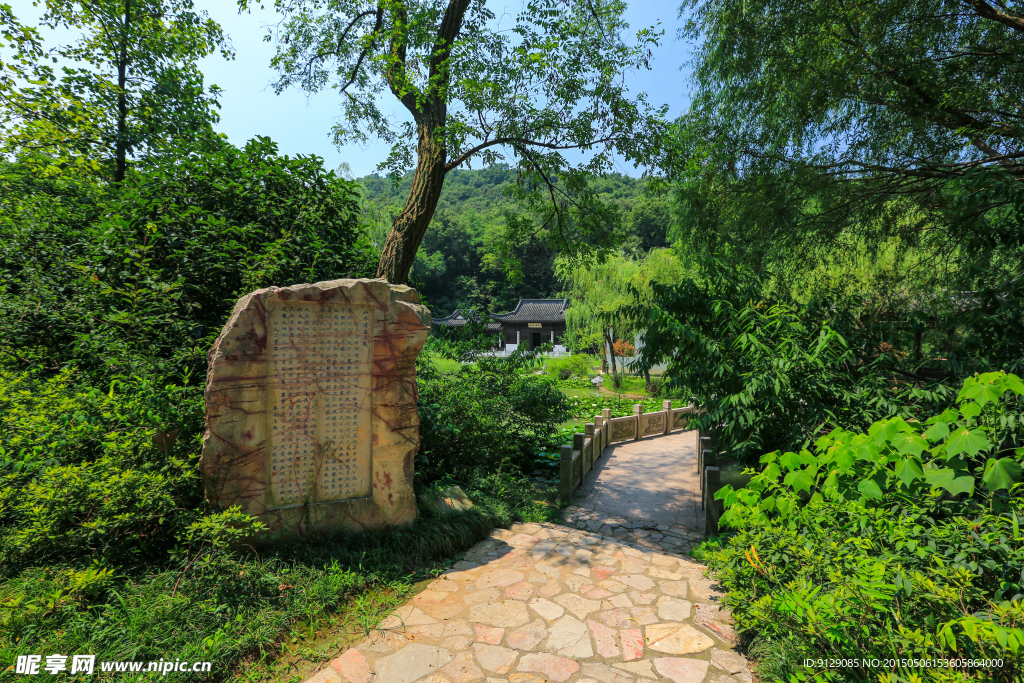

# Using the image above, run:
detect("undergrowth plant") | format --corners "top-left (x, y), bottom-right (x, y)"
top-left (700, 372), bottom-right (1024, 682)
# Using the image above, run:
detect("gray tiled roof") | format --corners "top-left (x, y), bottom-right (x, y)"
top-left (432, 309), bottom-right (502, 331)
top-left (490, 299), bottom-right (568, 324)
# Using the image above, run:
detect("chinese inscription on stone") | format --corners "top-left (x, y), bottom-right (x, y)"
top-left (201, 279), bottom-right (431, 539)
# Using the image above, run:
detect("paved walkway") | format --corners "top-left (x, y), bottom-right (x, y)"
top-left (561, 431), bottom-right (704, 555)
top-left (305, 522), bottom-right (753, 683)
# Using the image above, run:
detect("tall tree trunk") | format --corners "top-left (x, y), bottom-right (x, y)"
top-left (605, 328), bottom-right (617, 385)
top-left (375, 113), bottom-right (447, 284)
top-left (115, 0), bottom-right (131, 184)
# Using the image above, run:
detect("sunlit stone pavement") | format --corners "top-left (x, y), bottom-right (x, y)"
top-left (305, 523), bottom-right (753, 683)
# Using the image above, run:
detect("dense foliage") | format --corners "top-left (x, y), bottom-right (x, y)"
top-left (630, 279), bottom-right (950, 462)
top-left (360, 166), bottom-right (672, 315)
top-left (251, 0), bottom-right (666, 283)
top-left (701, 372), bottom-right (1024, 681)
top-left (667, 0), bottom-right (1024, 376)
top-left (416, 338), bottom-right (571, 480)
top-left (1, 135), bottom-right (376, 379)
top-left (0, 0), bottom-right (229, 180)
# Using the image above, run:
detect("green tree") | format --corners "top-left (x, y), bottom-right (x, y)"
top-left (668, 0), bottom-right (1024, 371)
top-left (245, 0), bottom-right (666, 284)
top-left (1, 0), bottom-right (229, 181)
top-left (0, 135), bottom-right (376, 378)
top-left (557, 248), bottom-right (685, 384)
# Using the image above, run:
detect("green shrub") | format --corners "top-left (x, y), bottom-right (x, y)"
top-left (632, 284), bottom-right (954, 462)
top-left (0, 368), bottom-right (206, 570)
top-left (545, 354), bottom-right (598, 380)
top-left (0, 135), bottom-right (376, 380)
top-left (417, 344), bottom-right (571, 479)
top-left (701, 372), bottom-right (1024, 682)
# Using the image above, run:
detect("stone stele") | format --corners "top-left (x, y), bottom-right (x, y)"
top-left (201, 278), bottom-right (430, 539)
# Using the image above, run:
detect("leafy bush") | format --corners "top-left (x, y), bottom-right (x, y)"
top-left (701, 372), bottom-right (1024, 682)
top-left (0, 368), bottom-right (207, 570)
top-left (544, 353), bottom-right (598, 380)
top-left (0, 135), bottom-right (376, 379)
top-left (417, 342), bottom-right (571, 479)
top-left (632, 282), bottom-right (953, 462)
top-left (717, 372), bottom-right (1023, 526)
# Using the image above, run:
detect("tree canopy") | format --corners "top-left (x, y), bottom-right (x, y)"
top-left (359, 165), bottom-right (672, 314)
top-left (670, 0), bottom-right (1024, 300)
top-left (246, 0), bottom-right (667, 283)
top-left (0, 0), bottom-right (229, 180)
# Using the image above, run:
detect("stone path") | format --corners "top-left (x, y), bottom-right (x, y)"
top-left (561, 431), bottom-right (704, 555)
top-left (305, 522), bottom-right (752, 683)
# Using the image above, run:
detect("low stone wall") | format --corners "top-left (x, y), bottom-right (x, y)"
top-left (559, 402), bottom-right (695, 503)
top-left (698, 429), bottom-right (725, 535)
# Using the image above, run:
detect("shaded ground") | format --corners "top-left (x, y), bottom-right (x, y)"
top-left (303, 523), bottom-right (752, 683)
top-left (564, 430), bottom-right (704, 547)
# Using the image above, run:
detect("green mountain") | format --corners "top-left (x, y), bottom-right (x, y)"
top-left (357, 166), bottom-right (670, 316)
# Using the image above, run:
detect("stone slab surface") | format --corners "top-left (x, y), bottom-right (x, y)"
top-left (562, 430), bottom-right (705, 554)
top-left (306, 523), bottom-right (752, 682)
top-left (201, 278), bottom-right (430, 539)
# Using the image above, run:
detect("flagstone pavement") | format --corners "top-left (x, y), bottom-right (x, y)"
top-left (304, 522), bottom-right (753, 683)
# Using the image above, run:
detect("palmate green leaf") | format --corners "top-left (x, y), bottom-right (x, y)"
top-left (855, 442), bottom-right (880, 462)
top-left (858, 477), bottom-right (883, 500)
top-left (926, 408), bottom-right (959, 425)
top-left (982, 457), bottom-right (1022, 492)
top-left (960, 401), bottom-right (982, 419)
top-left (776, 496), bottom-right (796, 517)
top-left (945, 475), bottom-right (975, 496)
top-left (780, 451), bottom-right (802, 471)
top-left (958, 375), bottom-right (1005, 406)
top-left (923, 420), bottom-right (950, 443)
top-left (890, 432), bottom-right (928, 457)
top-left (760, 462), bottom-right (781, 481)
top-left (783, 469), bottom-right (815, 494)
top-left (944, 427), bottom-right (990, 457)
top-left (833, 445), bottom-right (855, 472)
top-left (924, 467), bottom-right (955, 488)
top-left (894, 457), bottom-right (924, 486)
top-left (868, 419), bottom-right (899, 444)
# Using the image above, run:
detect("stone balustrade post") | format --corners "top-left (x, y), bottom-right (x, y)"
top-left (633, 404), bottom-right (643, 440)
top-left (584, 423), bottom-right (596, 470)
top-left (662, 399), bottom-right (672, 434)
top-left (559, 444), bottom-right (573, 503)
top-left (601, 409), bottom-right (611, 450)
top-left (593, 415), bottom-right (603, 455)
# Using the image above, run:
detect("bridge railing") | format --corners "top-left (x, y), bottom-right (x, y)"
top-left (698, 429), bottom-right (723, 535)
top-left (559, 401), bottom-right (696, 503)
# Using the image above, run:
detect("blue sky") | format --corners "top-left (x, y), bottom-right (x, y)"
top-left (8, 1), bottom-right (693, 178)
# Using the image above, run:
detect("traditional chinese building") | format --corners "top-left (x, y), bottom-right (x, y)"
top-left (431, 299), bottom-right (568, 353)
top-left (490, 299), bottom-right (568, 352)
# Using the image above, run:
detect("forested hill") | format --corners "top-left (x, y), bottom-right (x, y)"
top-left (357, 165), bottom-right (670, 316)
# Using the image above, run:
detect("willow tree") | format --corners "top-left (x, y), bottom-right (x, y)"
top-left (558, 248), bottom-right (685, 385)
top-left (669, 0), bottom-right (1024, 371)
top-left (245, 0), bottom-right (665, 284)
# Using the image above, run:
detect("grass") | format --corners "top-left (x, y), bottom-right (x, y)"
top-left (429, 357), bottom-right (464, 375)
top-left (1, 476), bottom-right (559, 683)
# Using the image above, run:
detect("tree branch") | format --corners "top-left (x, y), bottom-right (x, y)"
top-left (338, 7), bottom-right (383, 94)
top-left (445, 134), bottom-right (620, 172)
top-left (963, 0), bottom-right (1024, 33)
top-left (428, 0), bottom-right (472, 85)
top-left (385, 0), bottom-right (418, 114)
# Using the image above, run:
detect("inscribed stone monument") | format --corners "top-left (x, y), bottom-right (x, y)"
top-left (201, 279), bottom-right (431, 538)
